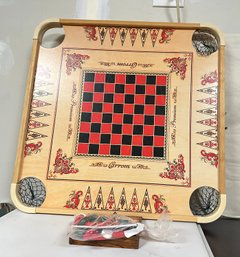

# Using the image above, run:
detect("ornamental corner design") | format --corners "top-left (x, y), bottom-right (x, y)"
top-left (164, 57), bottom-right (187, 80)
top-left (65, 53), bottom-right (90, 75)
top-left (48, 148), bottom-right (79, 178)
top-left (159, 154), bottom-right (186, 181)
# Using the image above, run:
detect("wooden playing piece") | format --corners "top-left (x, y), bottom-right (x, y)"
top-left (11, 19), bottom-right (225, 223)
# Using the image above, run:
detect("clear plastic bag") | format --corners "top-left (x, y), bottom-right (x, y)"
top-left (69, 213), bottom-right (144, 241)
top-left (144, 212), bottom-right (178, 242)
top-left (69, 212), bottom-right (178, 242)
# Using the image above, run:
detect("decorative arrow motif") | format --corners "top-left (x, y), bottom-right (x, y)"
top-left (197, 97), bottom-right (217, 106)
top-left (197, 107), bottom-right (217, 116)
top-left (197, 129), bottom-right (218, 139)
top-left (197, 140), bottom-right (218, 150)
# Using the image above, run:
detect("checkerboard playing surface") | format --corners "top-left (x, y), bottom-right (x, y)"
top-left (76, 71), bottom-right (168, 159)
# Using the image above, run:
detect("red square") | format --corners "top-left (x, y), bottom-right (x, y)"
top-left (136, 74), bottom-right (146, 84)
top-left (114, 94), bottom-right (124, 103)
top-left (132, 135), bottom-right (143, 146)
top-left (95, 73), bottom-right (105, 82)
top-left (84, 82), bottom-right (94, 92)
top-left (145, 105), bottom-right (155, 115)
top-left (79, 122), bottom-right (91, 132)
top-left (144, 125), bottom-right (154, 135)
top-left (121, 145), bottom-right (131, 156)
top-left (142, 146), bottom-right (153, 157)
top-left (135, 95), bottom-right (145, 104)
top-left (92, 113), bottom-right (102, 123)
top-left (133, 115), bottom-right (144, 125)
top-left (77, 143), bottom-right (89, 154)
top-left (81, 102), bottom-right (92, 112)
top-left (105, 83), bottom-right (115, 93)
top-left (155, 116), bottom-right (165, 126)
top-left (111, 134), bottom-right (122, 144)
top-left (156, 95), bottom-right (166, 105)
top-left (113, 114), bottom-right (123, 124)
top-left (101, 123), bottom-right (112, 133)
top-left (146, 85), bottom-right (156, 95)
top-left (124, 104), bottom-right (134, 114)
top-left (99, 144), bottom-right (110, 155)
top-left (103, 103), bottom-right (113, 113)
top-left (157, 75), bottom-right (167, 85)
top-left (115, 74), bottom-right (126, 83)
top-left (125, 84), bottom-right (135, 94)
top-left (122, 124), bottom-right (133, 134)
top-left (154, 136), bottom-right (165, 147)
top-left (94, 93), bottom-right (104, 102)
top-left (90, 133), bottom-right (100, 144)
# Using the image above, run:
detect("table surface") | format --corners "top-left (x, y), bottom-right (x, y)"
top-left (0, 210), bottom-right (212, 257)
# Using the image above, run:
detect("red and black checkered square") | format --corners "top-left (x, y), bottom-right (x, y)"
top-left (76, 71), bottom-right (168, 159)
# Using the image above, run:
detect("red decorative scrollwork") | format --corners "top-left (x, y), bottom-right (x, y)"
top-left (201, 70), bottom-right (218, 85)
top-left (160, 154), bottom-right (186, 180)
top-left (159, 29), bottom-right (175, 44)
top-left (66, 53), bottom-right (90, 75)
top-left (152, 194), bottom-right (169, 214)
top-left (64, 190), bottom-right (83, 209)
top-left (84, 26), bottom-right (98, 41)
top-left (24, 142), bottom-right (42, 157)
top-left (164, 57), bottom-right (187, 80)
top-left (52, 148), bottom-right (79, 175)
top-left (200, 150), bottom-right (218, 168)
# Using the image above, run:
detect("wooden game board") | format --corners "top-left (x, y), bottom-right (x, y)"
top-left (11, 19), bottom-right (225, 223)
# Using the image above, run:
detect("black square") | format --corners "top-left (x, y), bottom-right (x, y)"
top-left (155, 126), bottom-right (164, 136)
top-left (92, 103), bottom-right (102, 112)
top-left (104, 94), bottom-right (114, 103)
top-left (156, 86), bottom-right (166, 95)
top-left (133, 125), bottom-right (143, 134)
top-left (145, 95), bottom-right (155, 104)
top-left (143, 136), bottom-right (153, 146)
top-left (155, 106), bottom-right (165, 115)
top-left (115, 84), bottom-right (125, 93)
top-left (94, 83), bottom-right (104, 92)
top-left (122, 135), bottom-right (132, 145)
top-left (114, 104), bottom-right (124, 113)
top-left (81, 112), bottom-right (91, 122)
top-left (146, 75), bottom-right (156, 84)
top-left (110, 145), bottom-right (121, 155)
top-left (123, 114), bottom-right (133, 124)
top-left (106, 74), bottom-right (115, 83)
top-left (136, 85), bottom-right (145, 94)
top-left (102, 114), bottom-right (112, 123)
top-left (89, 144), bottom-right (99, 154)
top-left (134, 105), bottom-right (144, 114)
top-left (126, 75), bottom-right (135, 84)
top-left (154, 147), bottom-right (164, 157)
top-left (112, 124), bottom-right (122, 134)
top-left (85, 73), bottom-right (95, 82)
top-left (144, 115), bottom-right (154, 125)
top-left (100, 134), bottom-right (111, 143)
top-left (83, 92), bottom-right (93, 102)
top-left (132, 146), bottom-right (142, 156)
top-left (125, 94), bottom-right (134, 104)
top-left (79, 133), bottom-right (89, 143)
top-left (91, 123), bottom-right (101, 133)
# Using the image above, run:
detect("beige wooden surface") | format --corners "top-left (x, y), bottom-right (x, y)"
top-left (11, 19), bottom-right (225, 222)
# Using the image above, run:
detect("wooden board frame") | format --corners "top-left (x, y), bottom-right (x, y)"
top-left (11, 19), bottom-right (225, 223)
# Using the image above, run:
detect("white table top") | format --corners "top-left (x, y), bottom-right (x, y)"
top-left (0, 210), bottom-right (212, 257)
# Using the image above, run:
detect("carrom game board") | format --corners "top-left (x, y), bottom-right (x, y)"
top-left (11, 19), bottom-right (225, 222)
